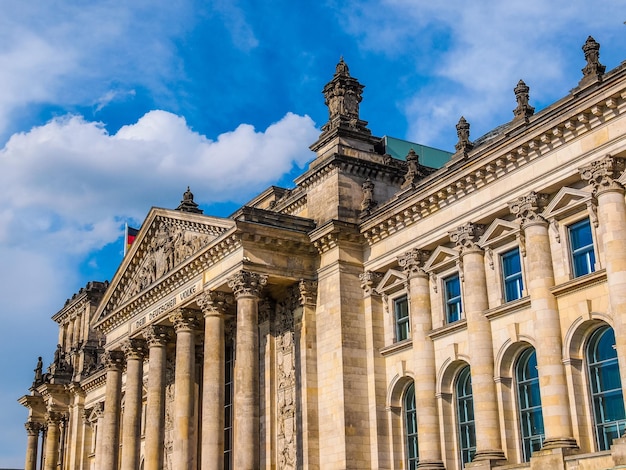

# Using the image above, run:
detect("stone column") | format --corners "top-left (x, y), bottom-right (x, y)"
top-left (100, 349), bottom-right (125, 470)
top-left (43, 411), bottom-right (63, 470)
top-left (510, 193), bottom-right (577, 451)
top-left (581, 156), bottom-right (626, 392)
top-left (450, 223), bottom-right (506, 466)
top-left (92, 403), bottom-right (105, 470)
top-left (143, 325), bottom-right (172, 470)
top-left (170, 308), bottom-right (200, 470)
top-left (67, 384), bottom-right (86, 470)
top-left (197, 290), bottom-right (233, 470)
top-left (398, 249), bottom-right (446, 469)
top-left (24, 421), bottom-right (41, 470)
top-left (228, 271), bottom-right (267, 470)
top-left (120, 338), bottom-right (148, 470)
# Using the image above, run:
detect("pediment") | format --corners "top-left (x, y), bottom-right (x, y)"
top-left (543, 187), bottom-right (593, 220)
top-left (424, 246), bottom-right (458, 272)
top-left (96, 208), bottom-right (235, 322)
top-left (376, 269), bottom-right (406, 294)
top-left (478, 219), bottom-right (520, 247)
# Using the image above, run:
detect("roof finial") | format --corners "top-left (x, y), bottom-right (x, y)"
top-left (579, 36), bottom-right (605, 86)
top-left (455, 116), bottom-right (473, 157)
top-left (513, 79), bottom-right (535, 122)
top-left (176, 186), bottom-right (203, 214)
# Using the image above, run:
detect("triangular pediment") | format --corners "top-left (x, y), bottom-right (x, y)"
top-left (543, 187), bottom-right (593, 220)
top-left (376, 269), bottom-right (406, 294)
top-left (96, 208), bottom-right (235, 323)
top-left (424, 246), bottom-right (458, 272)
top-left (479, 218), bottom-right (520, 247)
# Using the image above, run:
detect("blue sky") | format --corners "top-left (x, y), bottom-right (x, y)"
top-left (1, 1), bottom-right (625, 465)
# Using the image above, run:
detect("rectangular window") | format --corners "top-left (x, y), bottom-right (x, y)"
top-left (444, 274), bottom-right (462, 323)
top-left (502, 248), bottom-right (523, 302)
top-left (569, 218), bottom-right (595, 277)
top-left (394, 295), bottom-right (410, 342)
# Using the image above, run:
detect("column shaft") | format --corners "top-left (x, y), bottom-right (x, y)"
top-left (100, 350), bottom-right (124, 470)
top-left (201, 303), bottom-right (226, 469)
top-left (120, 339), bottom-right (147, 470)
top-left (171, 309), bottom-right (199, 470)
top-left (524, 222), bottom-right (575, 447)
top-left (408, 271), bottom-right (445, 469)
top-left (144, 326), bottom-right (171, 470)
top-left (24, 422), bottom-right (40, 470)
top-left (43, 415), bottom-right (61, 470)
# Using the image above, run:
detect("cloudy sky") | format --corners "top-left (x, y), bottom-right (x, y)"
top-left (1, 0), bottom-right (625, 465)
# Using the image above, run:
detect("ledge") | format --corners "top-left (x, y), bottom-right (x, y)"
top-left (550, 269), bottom-right (606, 297)
top-left (485, 297), bottom-right (531, 320)
top-left (380, 338), bottom-right (412, 357)
top-left (429, 318), bottom-right (467, 340)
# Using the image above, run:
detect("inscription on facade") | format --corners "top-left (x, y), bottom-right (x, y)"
top-left (131, 281), bottom-right (201, 332)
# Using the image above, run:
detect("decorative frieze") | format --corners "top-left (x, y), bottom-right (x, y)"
top-left (228, 271), bottom-right (268, 299)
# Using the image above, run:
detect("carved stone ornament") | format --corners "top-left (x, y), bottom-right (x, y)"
top-left (102, 349), bottom-right (125, 371)
top-left (121, 338), bottom-right (147, 361)
top-left (360, 178), bottom-right (377, 216)
top-left (455, 116), bottom-right (473, 155)
top-left (197, 289), bottom-right (233, 317)
top-left (25, 421), bottom-right (42, 436)
top-left (397, 248), bottom-right (431, 277)
top-left (513, 80), bottom-right (535, 122)
top-left (175, 186), bottom-right (203, 214)
top-left (123, 220), bottom-right (213, 301)
top-left (228, 271), bottom-right (268, 299)
top-left (321, 57), bottom-right (370, 135)
top-left (580, 36), bottom-right (606, 86)
top-left (508, 191), bottom-right (550, 227)
top-left (45, 410), bottom-right (65, 425)
top-left (359, 271), bottom-right (383, 295)
top-left (449, 223), bottom-right (485, 254)
top-left (258, 298), bottom-right (273, 324)
top-left (401, 149), bottom-right (429, 189)
top-left (144, 324), bottom-right (173, 347)
top-left (579, 155), bottom-right (626, 195)
top-left (169, 308), bottom-right (201, 333)
top-left (298, 279), bottom-right (318, 306)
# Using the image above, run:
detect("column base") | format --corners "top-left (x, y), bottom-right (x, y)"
top-left (417, 459), bottom-right (446, 469)
top-left (541, 437), bottom-right (578, 450)
top-left (611, 436), bottom-right (626, 466)
top-left (530, 445), bottom-right (578, 470)
top-left (466, 450), bottom-right (506, 469)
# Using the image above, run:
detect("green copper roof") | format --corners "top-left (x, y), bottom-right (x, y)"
top-left (383, 136), bottom-right (452, 169)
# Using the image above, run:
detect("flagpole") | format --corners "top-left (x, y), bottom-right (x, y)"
top-left (123, 222), bottom-right (129, 256)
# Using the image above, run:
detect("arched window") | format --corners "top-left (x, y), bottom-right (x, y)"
top-left (457, 366), bottom-right (476, 466)
top-left (516, 348), bottom-right (544, 461)
top-left (587, 326), bottom-right (626, 450)
top-left (404, 382), bottom-right (418, 469)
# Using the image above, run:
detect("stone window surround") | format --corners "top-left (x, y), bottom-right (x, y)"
top-left (376, 268), bottom-right (411, 347)
top-left (423, 246), bottom-right (461, 330)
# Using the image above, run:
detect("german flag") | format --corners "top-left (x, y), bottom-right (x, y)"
top-left (124, 224), bottom-right (139, 256)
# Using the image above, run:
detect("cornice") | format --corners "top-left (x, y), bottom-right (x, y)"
top-left (309, 220), bottom-right (363, 254)
top-left (550, 269), bottom-right (607, 297)
top-left (80, 369), bottom-right (107, 394)
top-left (361, 73), bottom-right (626, 245)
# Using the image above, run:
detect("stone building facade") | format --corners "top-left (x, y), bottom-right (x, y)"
top-left (19, 38), bottom-right (626, 469)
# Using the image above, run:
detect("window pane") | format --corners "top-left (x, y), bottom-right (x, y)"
top-left (395, 296), bottom-right (410, 342)
top-left (404, 383), bottom-right (419, 470)
top-left (569, 219), bottom-right (596, 277)
top-left (516, 348), bottom-right (544, 461)
top-left (457, 366), bottom-right (476, 466)
top-left (502, 248), bottom-right (523, 302)
top-left (587, 327), bottom-right (626, 451)
top-left (445, 275), bottom-right (462, 323)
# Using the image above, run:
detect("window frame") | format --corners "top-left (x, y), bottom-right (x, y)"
top-left (404, 382), bottom-right (419, 470)
top-left (568, 218), bottom-right (596, 278)
top-left (501, 247), bottom-right (524, 303)
top-left (516, 348), bottom-right (544, 461)
top-left (456, 365), bottom-right (476, 466)
top-left (443, 273), bottom-right (463, 324)
top-left (393, 294), bottom-right (410, 343)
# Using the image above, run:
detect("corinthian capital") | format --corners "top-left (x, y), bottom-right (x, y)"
top-left (449, 223), bottom-right (485, 254)
top-left (359, 271), bottom-right (383, 295)
top-left (197, 290), bottom-right (234, 317)
top-left (397, 248), bottom-right (430, 277)
top-left (228, 271), bottom-right (267, 299)
top-left (24, 421), bottom-right (42, 436)
top-left (143, 325), bottom-right (173, 347)
top-left (169, 308), bottom-right (201, 333)
top-left (508, 191), bottom-right (550, 227)
top-left (102, 349), bottom-right (125, 371)
top-left (298, 279), bottom-right (318, 306)
top-left (579, 154), bottom-right (626, 195)
top-left (121, 338), bottom-right (147, 361)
